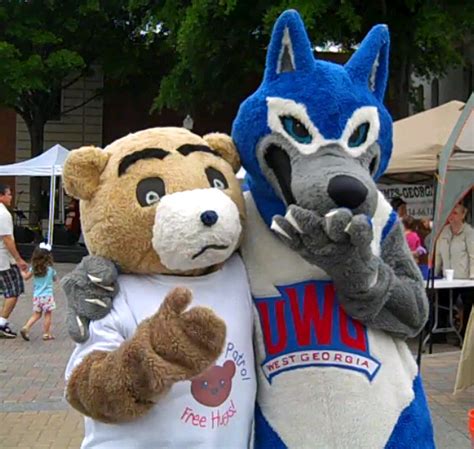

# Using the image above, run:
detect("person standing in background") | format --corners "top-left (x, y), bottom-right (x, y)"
top-left (390, 196), bottom-right (408, 219)
top-left (20, 244), bottom-right (57, 341)
top-left (435, 203), bottom-right (474, 337)
top-left (65, 198), bottom-right (81, 239)
top-left (435, 203), bottom-right (474, 279)
top-left (0, 184), bottom-right (29, 338)
top-left (402, 215), bottom-right (424, 263)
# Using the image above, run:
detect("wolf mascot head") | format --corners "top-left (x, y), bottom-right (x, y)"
top-left (232, 9), bottom-right (392, 226)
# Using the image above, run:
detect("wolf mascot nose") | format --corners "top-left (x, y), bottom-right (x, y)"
top-left (327, 175), bottom-right (368, 209)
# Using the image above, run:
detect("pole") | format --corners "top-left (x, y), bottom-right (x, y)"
top-left (59, 175), bottom-right (65, 223)
top-left (417, 172), bottom-right (439, 366)
top-left (47, 168), bottom-right (56, 246)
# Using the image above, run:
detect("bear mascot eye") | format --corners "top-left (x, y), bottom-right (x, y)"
top-left (205, 167), bottom-right (229, 190)
top-left (136, 177), bottom-right (166, 207)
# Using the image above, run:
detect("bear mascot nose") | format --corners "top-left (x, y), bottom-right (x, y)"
top-left (200, 210), bottom-right (219, 226)
top-left (327, 175), bottom-right (368, 210)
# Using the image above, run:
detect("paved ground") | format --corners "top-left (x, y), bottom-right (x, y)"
top-left (0, 262), bottom-right (473, 448)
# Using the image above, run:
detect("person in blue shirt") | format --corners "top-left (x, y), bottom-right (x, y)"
top-left (20, 243), bottom-right (57, 341)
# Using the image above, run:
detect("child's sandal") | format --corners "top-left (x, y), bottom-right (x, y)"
top-left (42, 334), bottom-right (55, 341)
top-left (20, 328), bottom-right (30, 341)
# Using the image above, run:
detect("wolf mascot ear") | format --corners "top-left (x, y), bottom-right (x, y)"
top-left (345, 25), bottom-right (390, 103)
top-left (264, 9), bottom-right (390, 103)
top-left (263, 10), bottom-right (314, 81)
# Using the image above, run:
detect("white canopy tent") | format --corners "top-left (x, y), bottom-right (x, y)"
top-left (0, 144), bottom-right (70, 246)
top-left (387, 100), bottom-right (467, 174)
top-left (429, 94), bottom-right (474, 257)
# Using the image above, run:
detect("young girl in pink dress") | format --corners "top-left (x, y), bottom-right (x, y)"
top-left (402, 216), bottom-right (426, 262)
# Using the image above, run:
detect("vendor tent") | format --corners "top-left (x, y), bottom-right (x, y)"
top-left (387, 100), bottom-right (466, 174)
top-left (0, 144), bottom-right (69, 177)
top-left (429, 93), bottom-right (474, 257)
top-left (0, 144), bottom-right (70, 246)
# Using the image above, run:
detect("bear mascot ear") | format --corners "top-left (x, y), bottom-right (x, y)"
top-left (63, 146), bottom-right (110, 201)
top-left (203, 133), bottom-right (241, 173)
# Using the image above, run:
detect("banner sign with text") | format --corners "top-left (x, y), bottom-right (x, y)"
top-left (378, 184), bottom-right (434, 218)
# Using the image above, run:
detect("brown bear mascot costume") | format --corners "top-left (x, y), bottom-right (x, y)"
top-left (63, 127), bottom-right (256, 449)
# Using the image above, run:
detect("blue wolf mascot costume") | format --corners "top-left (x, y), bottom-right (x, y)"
top-left (61, 9), bottom-right (435, 449)
top-left (232, 9), bottom-right (435, 449)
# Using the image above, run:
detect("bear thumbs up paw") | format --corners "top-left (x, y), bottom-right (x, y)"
top-left (148, 287), bottom-right (227, 378)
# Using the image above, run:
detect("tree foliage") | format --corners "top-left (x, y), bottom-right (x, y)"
top-left (142, 0), bottom-right (473, 119)
top-left (0, 0), bottom-right (169, 222)
top-left (0, 0), bottom-right (167, 128)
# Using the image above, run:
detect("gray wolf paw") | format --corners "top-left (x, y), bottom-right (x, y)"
top-left (272, 205), bottom-right (377, 288)
top-left (61, 256), bottom-right (119, 343)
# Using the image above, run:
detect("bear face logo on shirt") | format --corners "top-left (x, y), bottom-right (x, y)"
top-left (191, 361), bottom-right (236, 407)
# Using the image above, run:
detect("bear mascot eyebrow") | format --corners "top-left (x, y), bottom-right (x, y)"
top-left (62, 10), bottom-right (435, 449)
top-left (63, 127), bottom-right (256, 449)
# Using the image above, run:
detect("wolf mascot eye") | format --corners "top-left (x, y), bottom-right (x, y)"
top-left (348, 122), bottom-right (370, 147)
top-left (280, 116), bottom-right (312, 144)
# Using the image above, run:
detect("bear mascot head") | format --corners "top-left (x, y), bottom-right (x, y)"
top-left (62, 127), bottom-right (245, 342)
top-left (64, 127), bottom-right (244, 274)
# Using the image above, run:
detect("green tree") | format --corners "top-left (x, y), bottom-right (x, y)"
top-left (0, 0), bottom-right (168, 223)
top-left (145, 0), bottom-right (473, 120)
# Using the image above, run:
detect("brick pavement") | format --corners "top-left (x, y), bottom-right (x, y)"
top-left (0, 262), bottom-right (472, 448)
top-left (421, 351), bottom-right (473, 448)
top-left (0, 263), bottom-right (76, 413)
top-left (0, 410), bottom-right (83, 449)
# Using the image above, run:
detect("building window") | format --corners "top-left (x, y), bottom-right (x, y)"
top-left (431, 79), bottom-right (439, 108)
top-left (48, 90), bottom-right (62, 121)
top-left (464, 63), bottom-right (473, 101)
top-left (411, 84), bottom-right (425, 113)
top-left (417, 85), bottom-right (424, 105)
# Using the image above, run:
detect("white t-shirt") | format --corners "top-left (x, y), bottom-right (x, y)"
top-left (0, 203), bottom-right (15, 271)
top-left (65, 254), bottom-right (256, 449)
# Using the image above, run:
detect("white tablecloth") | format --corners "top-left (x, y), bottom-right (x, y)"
top-left (432, 279), bottom-right (474, 289)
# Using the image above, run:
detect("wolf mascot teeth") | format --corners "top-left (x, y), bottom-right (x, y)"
top-left (232, 10), bottom-right (435, 449)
